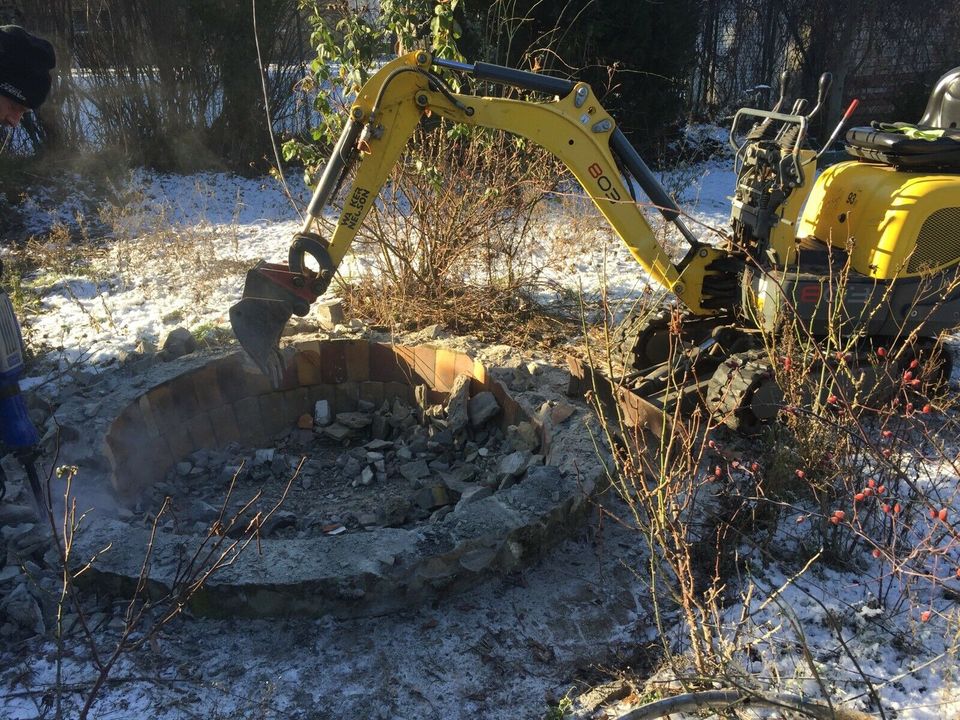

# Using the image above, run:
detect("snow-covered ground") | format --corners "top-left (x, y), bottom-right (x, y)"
top-left (2, 150), bottom-right (959, 718)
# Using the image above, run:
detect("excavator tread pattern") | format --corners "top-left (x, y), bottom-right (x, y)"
top-left (611, 310), bottom-right (672, 372)
top-left (706, 349), bottom-right (781, 433)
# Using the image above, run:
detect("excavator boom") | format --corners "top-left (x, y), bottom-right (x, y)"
top-left (230, 51), bottom-right (736, 382)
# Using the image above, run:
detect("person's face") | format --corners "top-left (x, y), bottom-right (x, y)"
top-left (0, 95), bottom-right (28, 128)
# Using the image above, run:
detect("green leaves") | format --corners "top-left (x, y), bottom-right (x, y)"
top-left (287, 1), bottom-right (465, 178)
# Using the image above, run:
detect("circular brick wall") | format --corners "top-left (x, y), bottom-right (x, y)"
top-left (74, 340), bottom-right (599, 618)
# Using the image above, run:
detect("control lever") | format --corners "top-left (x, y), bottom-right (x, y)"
top-left (805, 72), bottom-right (833, 120)
top-left (817, 98), bottom-right (860, 159)
top-left (771, 71), bottom-right (789, 113)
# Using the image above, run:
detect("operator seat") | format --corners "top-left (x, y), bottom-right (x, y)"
top-left (843, 65), bottom-right (960, 171)
top-left (918, 65), bottom-right (960, 128)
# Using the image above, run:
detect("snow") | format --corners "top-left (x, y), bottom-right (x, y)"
top-left (3, 138), bottom-right (960, 718)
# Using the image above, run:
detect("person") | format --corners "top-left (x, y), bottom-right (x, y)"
top-left (0, 25), bottom-right (54, 514)
top-left (0, 24), bottom-right (55, 129)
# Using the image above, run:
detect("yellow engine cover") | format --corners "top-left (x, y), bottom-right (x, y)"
top-left (797, 160), bottom-right (960, 279)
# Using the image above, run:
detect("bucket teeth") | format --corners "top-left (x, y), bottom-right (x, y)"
top-left (229, 297), bottom-right (293, 388)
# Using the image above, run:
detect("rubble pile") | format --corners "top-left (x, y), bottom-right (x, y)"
top-left (146, 374), bottom-right (553, 539)
top-left (0, 493), bottom-right (55, 641)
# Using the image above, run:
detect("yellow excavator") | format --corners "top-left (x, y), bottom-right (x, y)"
top-left (230, 51), bottom-right (960, 429)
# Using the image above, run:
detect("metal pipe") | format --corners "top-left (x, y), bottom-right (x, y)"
top-left (303, 119), bottom-right (363, 231)
top-left (610, 129), bottom-right (699, 246)
top-left (431, 57), bottom-right (475, 74)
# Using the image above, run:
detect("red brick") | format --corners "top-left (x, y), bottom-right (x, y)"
top-left (413, 346), bottom-right (437, 386)
top-left (232, 396), bottom-right (266, 445)
top-left (334, 381), bottom-right (359, 413)
top-left (283, 387), bottom-right (311, 419)
top-left (359, 381), bottom-right (385, 406)
top-left (454, 352), bottom-right (475, 381)
top-left (191, 365), bottom-right (224, 410)
top-left (296, 349), bottom-right (323, 386)
top-left (321, 342), bottom-right (348, 384)
top-left (384, 381), bottom-right (414, 405)
top-left (186, 413), bottom-right (217, 450)
top-left (434, 349), bottom-right (457, 392)
top-left (137, 395), bottom-right (162, 439)
top-left (258, 393), bottom-right (287, 436)
top-left (214, 357), bottom-right (256, 403)
top-left (344, 340), bottom-right (370, 381)
top-left (209, 404), bottom-right (242, 447)
top-left (145, 384), bottom-right (176, 428)
top-left (166, 377), bottom-right (201, 419)
top-left (163, 421), bottom-right (194, 462)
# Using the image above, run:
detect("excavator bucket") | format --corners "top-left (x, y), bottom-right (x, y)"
top-left (229, 262), bottom-right (317, 388)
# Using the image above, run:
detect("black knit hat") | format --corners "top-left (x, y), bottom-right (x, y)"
top-left (0, 25), bottom-right (55, 110)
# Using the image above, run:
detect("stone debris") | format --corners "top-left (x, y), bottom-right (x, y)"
top-left (139, 370), bottom-right (561, 545)
top-left (159, 327), bottom-right (198, 360)
top-left (468, 391), bottom-right (500, 427)
top-left (314, 399), bottom-right (332, 426)
top-left (315, 298), bottom-right (345, 329)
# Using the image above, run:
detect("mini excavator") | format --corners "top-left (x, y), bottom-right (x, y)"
top-left (230, 52), bottom-right (960, 429)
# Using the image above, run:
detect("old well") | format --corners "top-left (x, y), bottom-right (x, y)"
top-left (66, 339), bottom-right (601, 618)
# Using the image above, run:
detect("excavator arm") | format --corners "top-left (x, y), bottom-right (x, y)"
top-left (230, 52), bottom-right (736, 383)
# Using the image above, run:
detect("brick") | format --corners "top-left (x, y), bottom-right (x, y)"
top-left (472, 359), bottom-right (487, 386)
top-left (334, 381), bottom-right (359, 413)
top-left (167, 377), bottom-right (201, 420)
top-left (186, 412), bottom-right (217, 450)
top-left (320, 342), bottom-right (348, 384)
top-left (258, 393), bottom-right (287, 436)
top-left (190, 365), bottom-right (225, 410)
top-left (283, 387), bottom-right (311, 419)
top-left (136, 395), bottom-right (162, 439)
top-left (369, 343), bottom-right (404, 383)
top-left (307, 383), bottom-right (336, 410)
top-left (384, 381), bottom-right (414, 405)
top-left (234, 355), bottom-right (275, 397)
top-left (163, 421), bottom-right (195, 462)
top-left (454, 352), bottom-right (476, 381)
top-left (413, 345), bottom-right (437, 386)
top-left (232, 396), bottom-right (266, 445)
top-left (214, 357), bottom-right (255, 403)
top-left (209, 404), bottom-right (242, 447)
top-left (434, 349), bottom-right (457, 392)
top-left (295, 349), bottom-right (323, 386)
top-left (140, 440), bottom-right (175, 489)
top-left (344, 340), bottom-right (370, 381)
top-left (359, 381), bottom-right (385, 407)
top-left (145, 384), bottom-right (177, 429)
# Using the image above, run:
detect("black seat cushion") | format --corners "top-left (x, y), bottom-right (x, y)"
top-left (845, 126), bottom-right (960, 171)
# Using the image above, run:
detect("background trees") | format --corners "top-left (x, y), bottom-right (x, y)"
top-left (8, 0), bottom-right (960, 171)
